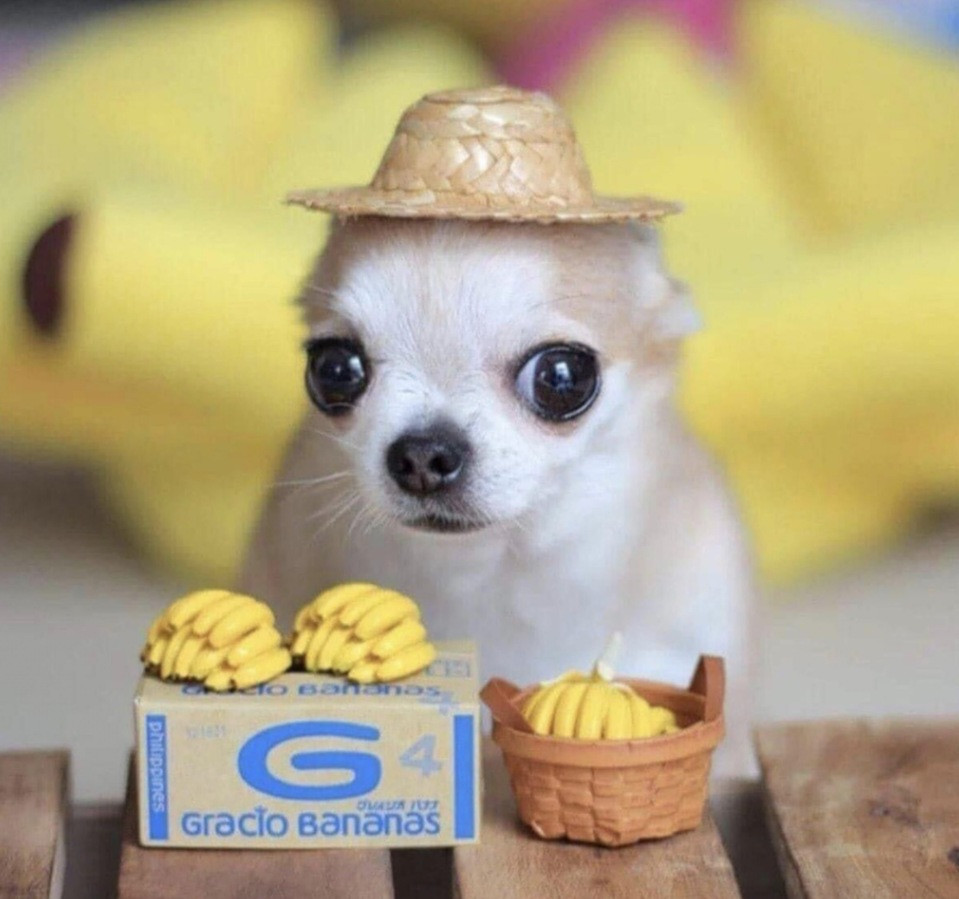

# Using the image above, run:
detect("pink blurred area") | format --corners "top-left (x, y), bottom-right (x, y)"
top-left (0, 29), bottom-right (46, 90)
top-left (499, 0), bottom-right (732, 91)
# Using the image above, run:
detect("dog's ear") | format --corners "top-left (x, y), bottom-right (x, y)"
top-left (655, 277), bottom-right (701, 340)
top-left (628, 224), bottom-right (701, 342)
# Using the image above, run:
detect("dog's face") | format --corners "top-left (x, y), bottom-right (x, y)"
top-left (300, 218), bottom-right (695, 535)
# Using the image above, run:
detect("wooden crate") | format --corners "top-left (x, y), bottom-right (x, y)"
top-left (0, 750), bottom-right (69, 899)
top-left (7, 719), bottom-right (957, 898)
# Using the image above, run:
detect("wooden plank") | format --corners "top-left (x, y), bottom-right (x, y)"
top-left (0, 750), bottom-right (69, 899)
top-left (756, 719), bottom-right (959, 898)
top-left (116, 758), bottom-right (393, 899)
top-left (454, 742), bottom-right (741, 899)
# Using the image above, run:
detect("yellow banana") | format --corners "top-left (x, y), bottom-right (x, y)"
top-left (346, 660), bottom-right (379, 684)
top-left (648, 705), bottom-right (678, 734)
top-left (227, 626), bottom-right (281, 668)
top-left (172, 635), bottom-right (205, 681)
top-left (191, 594), bottom-right (251, 636)
top-left (575, 683), bottom-right (610, 740)
top-left (332, 638), bottom-right (376, 673)
top-left (289, 622), bottom-right (314, 658)
top-left (374, 641), bottom-right (436, 682)
top-left (144, 634), bottom-right (169, 669)
top-left (203, 668), bottom-right (232, 692)
top-left (293, 603), bottom-right (314, 633)
top-left (314, 582), bottom-right (378, 619)
top-left (628, 690), bottom-right (654, 738)
top-left (519, 634), bottom-right (684, 740)
top-left (371, 618), bottom-right (426, 658)
top-left (354, 595), bottom-right (419, 640)
top-left (231, 648), bottom-right (293, 690)
top-left (141, 590), bottom-right (290, 691)
top-left (304, 616), bottom-right (338, 671)
top-left (160, 626), bottom-right (193, 681)
top-left (166, 589), bottom-right (229, 631)
top-left (289, 583), bottom-right (436, 684)
top-left (603, 689), bottom-right (633, 739)
top-left (317, 625), bottom-right (352, 672)
top-left (190, 644), bottom-right (229, 680)
top-left (524, 681), bottom-right (568, 736)
top-left (337, 590), bottom-right (392, 628)
top-left (552, 681), bottom-right (589, 738)
top-left (208, 601), bottom-right (273, 649)
top-left (145, 612), bottom-right (167, 646)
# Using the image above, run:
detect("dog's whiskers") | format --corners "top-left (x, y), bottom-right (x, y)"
top-left (299, 283), bottom-right (344, 306)
top-left (363, 508), bottom-right (393, 537)
top-left (304, 424), bottom-right (361, 452)
top-left (305, 487), bottom-right (359, 525)
top-left (346, 498), bottom-right (376, 540)
top-left (273, 470), bottom-right (352, 489)
top-left (322, 491), bottom-right (365, 530)
top-left (309, 490), bottom-right (366, 546)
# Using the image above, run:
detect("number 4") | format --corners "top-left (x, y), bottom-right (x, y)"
top-left (400, 735), bottom-right (442, 777)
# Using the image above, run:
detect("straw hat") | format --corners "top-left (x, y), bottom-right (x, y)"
top-left (286, 85), bottom-right (681, 224)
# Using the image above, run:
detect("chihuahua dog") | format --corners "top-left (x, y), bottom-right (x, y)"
top-left (240, 216), bottom-right (753, 773)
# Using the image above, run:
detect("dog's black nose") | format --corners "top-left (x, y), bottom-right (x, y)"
top-left (386, 424), bottom-right (469, 495)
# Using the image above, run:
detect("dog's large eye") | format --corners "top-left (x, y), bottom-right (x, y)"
top-left (304, 337), bottom-right (369, 416)
top-left (514, 343), bottom-right (600, 421)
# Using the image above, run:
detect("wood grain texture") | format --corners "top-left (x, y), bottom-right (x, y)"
top-left (756, 720), bottom-right (959, 898)
top-left (0, 750), bottom-right (69, 899)
top-left (454, 743), bottom-right (740, 899)
top-left (116, 759), bottom-right (393, 899)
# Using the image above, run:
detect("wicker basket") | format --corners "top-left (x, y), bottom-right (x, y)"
top-left (481, 655), bottom-right (725, 847)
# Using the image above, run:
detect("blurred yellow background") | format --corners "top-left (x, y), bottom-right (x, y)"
top-left (1, 0), bottom-right (958, 588)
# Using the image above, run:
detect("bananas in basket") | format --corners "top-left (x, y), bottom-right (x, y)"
top-left (522, 635), bottom-right (680, 740)
top-left (141, 589), bottom-right (291, 691)
top-left (290, 583), bottom-right (436, 684)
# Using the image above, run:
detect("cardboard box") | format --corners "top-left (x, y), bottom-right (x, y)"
top-left (134, 641), bottom-right (480, 849)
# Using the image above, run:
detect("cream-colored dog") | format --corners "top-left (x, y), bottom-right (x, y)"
top-left (240, 216), bottom-right (753, 773)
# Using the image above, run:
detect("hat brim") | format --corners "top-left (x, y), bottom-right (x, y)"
top-left (285, 186), bottom-right (681, 224)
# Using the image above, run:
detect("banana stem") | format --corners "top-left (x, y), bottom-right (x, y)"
top-left (593, 631), bottom-right (623, 681)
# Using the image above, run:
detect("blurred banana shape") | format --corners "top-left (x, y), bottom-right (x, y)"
top-left (141, 589), bottom-right (291, 691)
top-left (290, 583), bottom-right (436, 684)
top-left (522, 634), bottom-right (680, 740)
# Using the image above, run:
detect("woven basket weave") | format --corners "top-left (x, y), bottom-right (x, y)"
top-left (481, 655), bottom-right (725, 847)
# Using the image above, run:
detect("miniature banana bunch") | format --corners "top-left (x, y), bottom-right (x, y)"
top-left (141, 590), bottom-right (291, 691)
top-left (522, 634), bottom-right (680, 740)
top-left (290, 583), bottom-right (436, 683)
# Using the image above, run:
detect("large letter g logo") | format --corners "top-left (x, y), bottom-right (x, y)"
top-left (238, 721), bottom-right (381, 801)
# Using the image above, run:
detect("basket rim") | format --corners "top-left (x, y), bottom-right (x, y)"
top-left (491, 714), bottom-right (724, 767)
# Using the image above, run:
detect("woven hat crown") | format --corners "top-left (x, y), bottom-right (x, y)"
top-left (370, 86), bottom-right (594, 209)
top-left (287, 85), bottom-right (680, 223)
